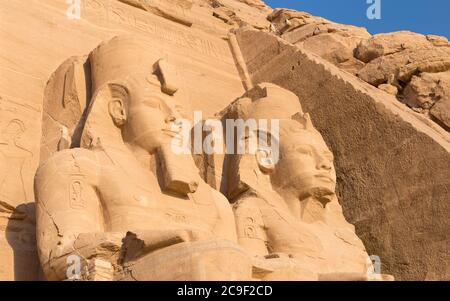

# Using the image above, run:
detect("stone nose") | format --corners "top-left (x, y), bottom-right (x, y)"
top-left (165, 115), bottom-right (177, 124)
top-left (317, 156), bottom-right (332, 170)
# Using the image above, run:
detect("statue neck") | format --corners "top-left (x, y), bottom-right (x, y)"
top-left (235, 155), bottom-right (290, 210)
top-left (270, 182), bottom-right (338, 223)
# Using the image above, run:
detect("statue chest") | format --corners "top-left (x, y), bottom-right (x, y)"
top-left (98, 169), bottom-right (219, 233)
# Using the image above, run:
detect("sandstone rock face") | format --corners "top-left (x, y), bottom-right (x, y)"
top-left (431, 100), bottom-right (450, 129)
top-left (269, 9), bottom-right (370, 74)
top-left (210, 0), bottom-right (271, 29)
top-left (427, 34), bottom-right (450, 47)
top-left (357, 48), bottom-right (450, 86)
top-left (404, 71), bottom-right (450, 109)
top-left (403, 71), bottom-right (450, 130)
top-left (378, 84), bottom-right (398, 96)
top-left (355, 31), bottom-right (438, 63)
top-left (354, 31), bottom-right (450, 130)
top-left (0, 0), bottom-right (449, 281)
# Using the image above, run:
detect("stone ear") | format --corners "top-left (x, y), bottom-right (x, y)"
top-left (108, 98), bottom-right (127, 126)
top-left (105, 83), bottom-right (129, 127)
top-left (256, 147), bottom-right (275, 174)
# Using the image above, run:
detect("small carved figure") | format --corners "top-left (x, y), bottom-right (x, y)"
top-left (0, 119), bottom-right (33, 206)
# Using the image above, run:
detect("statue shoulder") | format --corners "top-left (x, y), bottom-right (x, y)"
top-left (35, 148), bottom-right (100, 187)
top-left (233, 195), bottom-right (265, 210)
top-left (209, 187), bottom-right (229, 204)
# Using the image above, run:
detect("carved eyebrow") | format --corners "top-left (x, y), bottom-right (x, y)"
top-left (296, 145), bottom-right (313, 154)
top-left (142, 98), bottom-right (161, 108)
top-left (141, 95), bottom-right (176, 117)
top-left (284, 143), bottom-right (312, 153)
top-left (140, 92), bottom-right (167, 106)
top-left (284, 143), bottom-right (334, 161)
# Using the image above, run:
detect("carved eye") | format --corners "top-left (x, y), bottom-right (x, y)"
top-left (141, 92), bottom-right (165, 110)
top-left (143, 98), bottom-right (162, 110)
top-left (295, 146), bottom-right (312, 156)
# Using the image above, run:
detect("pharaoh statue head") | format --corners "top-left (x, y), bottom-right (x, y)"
top-left (225, 83), bottom-right (337, 216)
top-left (76, 35), bottom-right (199, 194)
top-left (80, 35), bottom-right (191, 153)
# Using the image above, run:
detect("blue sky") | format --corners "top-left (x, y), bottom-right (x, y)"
top-left (264, 0), bottom-right (450, 38)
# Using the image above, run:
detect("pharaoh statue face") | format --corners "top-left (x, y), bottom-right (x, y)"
top-left (239, 83), bottom-right (337, 202)
top-left (270, 118), bottom-right (337, 201)
top-left (108, 75), bottom-right (184, 154)
top-left (82, 36), bottom-right (189, 154)
top-left (80, 36), bottom-right (198, 194)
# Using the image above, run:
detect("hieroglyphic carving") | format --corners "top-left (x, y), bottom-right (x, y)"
top-left (68, 156), bottom-right (86, 209)
top-left (0, 64), bottom-right (43, 280)
top-left (80, 0), bottom-right (229, 61)
top-left (0, 71), bottom-right (44, 206)
top-left (69, 178), bottom-right (86, 209)
top-left (0, 118), bottom-right (34, 207)
top-left (118, 0), bottom-right (194, 27)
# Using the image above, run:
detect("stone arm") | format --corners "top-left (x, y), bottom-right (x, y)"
top-left (210, 189), bottom-right (239, 243)
top-left (34, 149), bottom-right (110, 280)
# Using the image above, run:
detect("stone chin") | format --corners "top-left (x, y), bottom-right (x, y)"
top-left (285, 172), bottom-right (337, 201)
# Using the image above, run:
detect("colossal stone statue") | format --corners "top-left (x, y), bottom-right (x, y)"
top-left (34, 36), bottom-right (252, 281)
top-left (222, 83), bottom-right (391, 280)
top-left (34, 35), bottom-right (392, 281)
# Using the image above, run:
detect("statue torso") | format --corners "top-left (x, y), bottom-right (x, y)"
top-left (91, 149), bottom-right (220, 236)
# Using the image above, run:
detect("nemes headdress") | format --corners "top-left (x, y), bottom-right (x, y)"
top-left (89, 35), bottom-right (179, 94)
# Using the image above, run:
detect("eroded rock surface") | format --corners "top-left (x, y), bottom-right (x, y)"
top-left (431, 100), bottom-right (450, 129)
top-left (269, 8), bottom-right (370, 74)
top-left (354, 31), bottom-right (450, 129)
top-left (357, 47), bottom-right (450, 86)
top-left (354, 31), bottom-right (444, 63)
